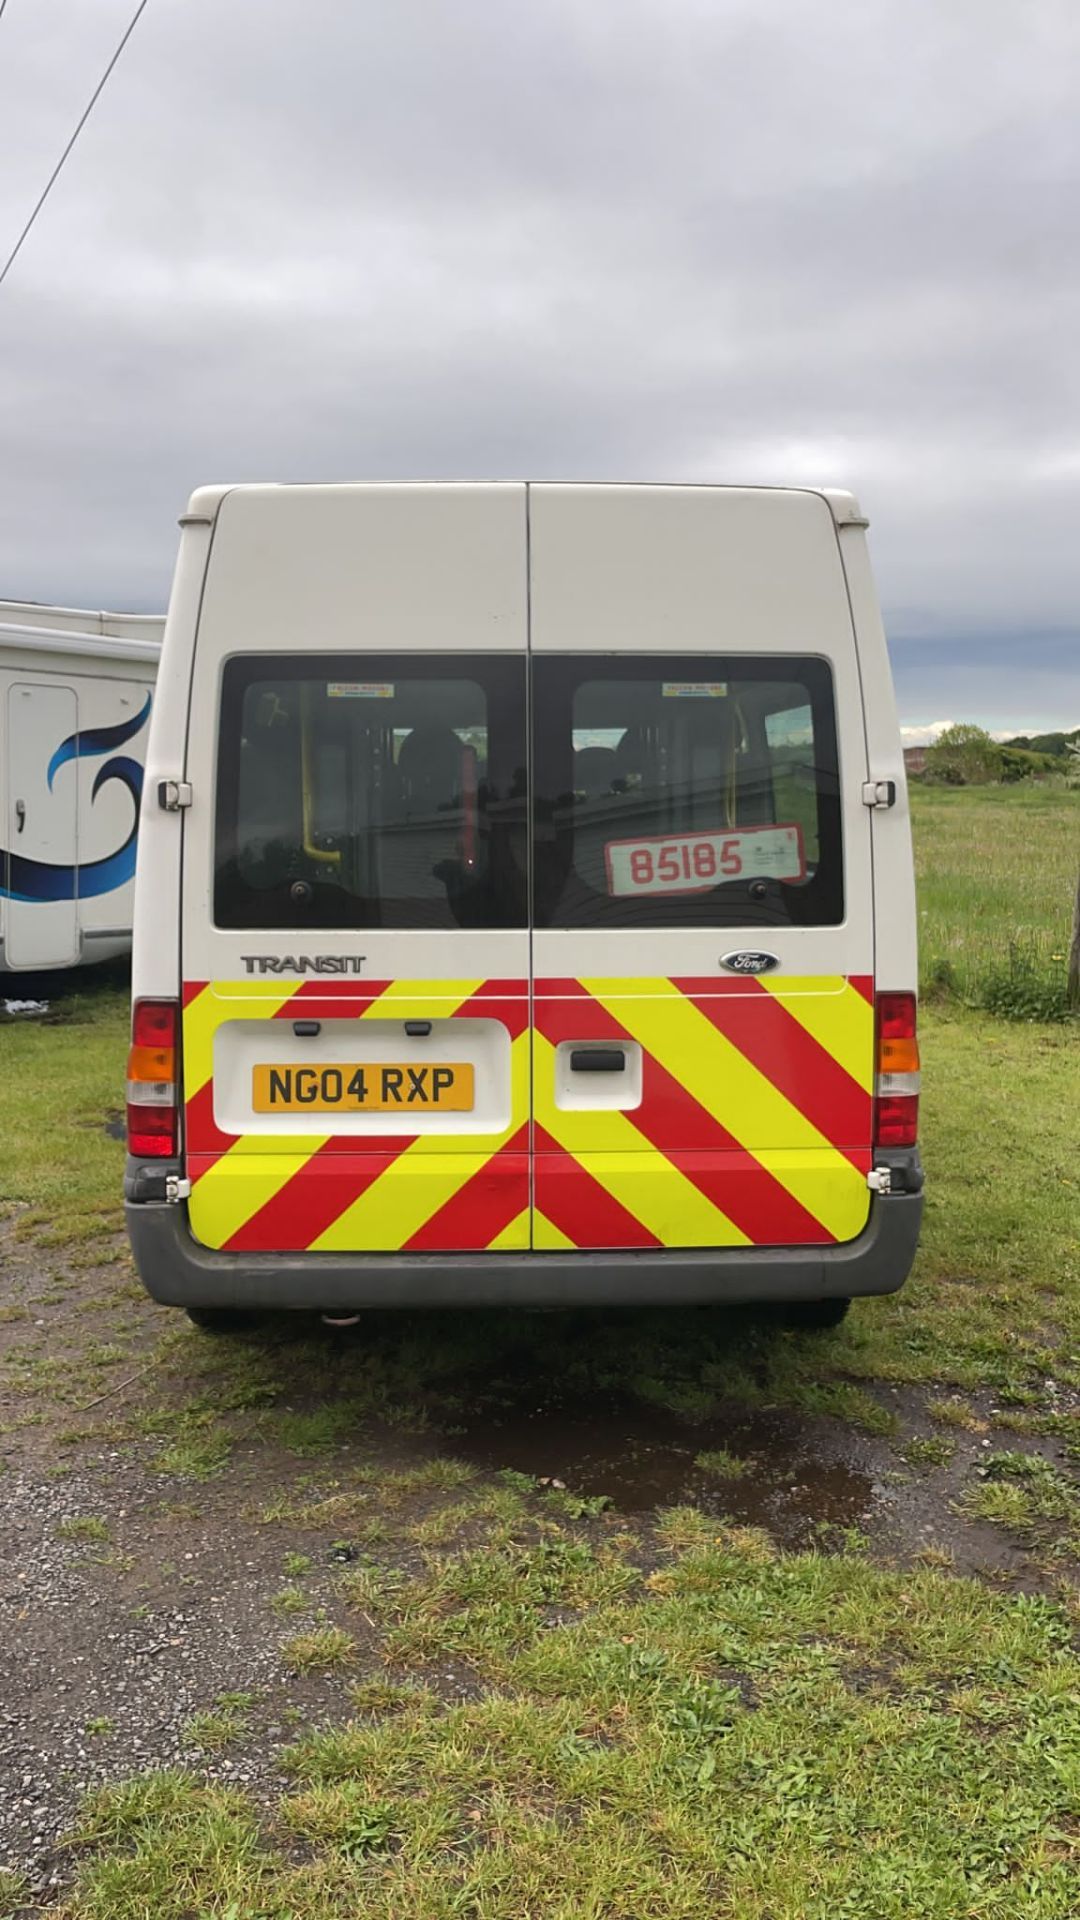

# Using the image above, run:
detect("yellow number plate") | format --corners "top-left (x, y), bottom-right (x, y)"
top-left (252, 1062), bottom-right (475, 1114)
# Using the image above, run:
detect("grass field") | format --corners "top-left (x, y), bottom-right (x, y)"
top-left (2, 788), bottom-right (1080, 1920)
top-left (50, 1549), bottom-right (1080, 1920)
top-left (912, 784), bottom-right (1079, 1018)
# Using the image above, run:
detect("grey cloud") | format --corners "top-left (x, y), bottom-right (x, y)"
top-left (0, 0), bottom-right (1078, 724)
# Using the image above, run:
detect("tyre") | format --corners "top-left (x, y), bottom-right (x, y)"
top-left (785, 1297), bottom-right (851, 1330)
top-left (184, 1306), bottom-right (261, 1333)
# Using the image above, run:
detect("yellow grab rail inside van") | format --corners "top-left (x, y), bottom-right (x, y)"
top-left (300, 685), bottom-right (342, 867)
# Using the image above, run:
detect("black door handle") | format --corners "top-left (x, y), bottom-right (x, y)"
top-left (404, 1020), bottom-right (432, 1037)
top-left (15, 800), bottom-right (26, 834)
top-left (292, 1020), bottom-right (322, 1037)
top-left (570, 1048), bottom-right (626, 1073)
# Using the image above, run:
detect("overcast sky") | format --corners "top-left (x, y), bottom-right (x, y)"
top-left (1, 0), bottom-right (1078, 734)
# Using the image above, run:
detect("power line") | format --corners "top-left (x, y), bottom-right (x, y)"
top-left (0, 0), bottom-right (153, 292)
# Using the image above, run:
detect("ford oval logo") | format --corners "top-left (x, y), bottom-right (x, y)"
top-left (721, 951), bottom-right (780, 975)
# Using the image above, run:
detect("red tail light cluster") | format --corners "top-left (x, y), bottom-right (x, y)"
top-left (873, 991), bottom-right (920, 1149)
top-left (126, 999), bottom-right (179, 1157)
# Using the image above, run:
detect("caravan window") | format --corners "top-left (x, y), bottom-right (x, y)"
top-left (530, 654), bottom-right (843, 929)
top-left (214, 654), bottom-right (528, 930)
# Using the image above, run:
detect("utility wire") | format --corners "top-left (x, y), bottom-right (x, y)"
top-left (0, 0), bottom-right (152, 292)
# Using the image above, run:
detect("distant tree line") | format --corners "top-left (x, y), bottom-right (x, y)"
top-left (921, 723), bottom-right (1080, 786)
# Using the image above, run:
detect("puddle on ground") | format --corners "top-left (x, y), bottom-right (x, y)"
top-left (449, 1391), bottom-right (1034, 1578)
top-left (452, 1397), bottom-right (876, 1551)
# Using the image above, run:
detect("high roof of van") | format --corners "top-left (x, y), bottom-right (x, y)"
top-left (179, 481), bottom-right (869, 530)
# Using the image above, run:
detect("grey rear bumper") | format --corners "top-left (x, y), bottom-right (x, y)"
top-left (125, 1189), bottom-right (923, 1313)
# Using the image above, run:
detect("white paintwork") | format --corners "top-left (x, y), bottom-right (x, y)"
top-left (833, 522), bottom-right (917, 993)
top-left (0, 601), bottom-right (164, 644)
top-left (0, 623), bottom-right (161, 665)
top-left (528, 484), bottom-right (875, 987)
top-left (0, 610), bottom-right (161, 973)
top-left (194, 483), bottom-right (528, 656)
top-left (6, 684), bottom-right (79, 968)
top-left (133, 477), bottom-right (916, 1041)
top-left (177, 485), bottom-right (530, 998)
top-left (553, 1040), bottom-right (643, 1113)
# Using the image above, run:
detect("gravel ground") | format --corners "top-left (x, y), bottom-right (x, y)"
top-left (0, 1457), bottom-right (344, 1899)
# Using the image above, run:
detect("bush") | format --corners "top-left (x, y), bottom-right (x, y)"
top-left (977, 940), bottom-right (1073, 1024)
top-left (924, 724), bottom-right (1003, 786)
top-left (999, 746), bottom-right (1060, 783)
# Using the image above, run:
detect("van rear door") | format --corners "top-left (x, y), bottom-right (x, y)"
top-left (180, 485), bottom-right (531, 1256)
top-left (528, 485), bottom-right (875, 1253)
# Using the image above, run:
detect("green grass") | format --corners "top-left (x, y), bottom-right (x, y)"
top-left (271, 1404), bottom-right (363, 1457)
top-left (181, 1695), bottom-right (254, 1752)
top-left (149, 1426), bottom-right (233, 1480)
top-left (271, 1585), bottom-right (310, 1618)
top-left (0, 1869), bottom-right (28, 1919)
top-left (926, 1395), bottom-right (987, 1432)
top-left (282, 1625), bottom-right (357, 1673)
top-left (963, 1451), bottom-right (1080, 1560)
top-left (911, 785), bottom-right (1079, 1017)
top-left (56, 1526), bottom-right (1080, 1920)
top-left (57, 1516), bottom-right (110, 1543)
top-left (694, 1447), bottom-right (750, 1479)
top-left (765, 1005), bottom-right (1080, 1406)
top-left (0, 972), bottom-right (130, 1244)
top-left (901, 1434), bottom-right (955, 1471)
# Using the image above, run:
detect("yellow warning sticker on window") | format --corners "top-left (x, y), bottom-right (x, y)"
top-left (327, 682), bottom-right (395, 699)
top-left (661, 681), bottom-right (727, 698)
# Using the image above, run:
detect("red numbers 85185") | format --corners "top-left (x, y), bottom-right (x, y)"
top-left (628, 838), bottom-right (742, 888)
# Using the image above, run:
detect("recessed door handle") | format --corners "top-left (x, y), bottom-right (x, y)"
top-left (404, 1020), bottom-right (432, 1037)
top-left (570, 1048), bottom-right (626, 1072)
top-left (292, 1020), bottom-right (321, 1037)
top-left (15, 800), bottom-right (26, 833)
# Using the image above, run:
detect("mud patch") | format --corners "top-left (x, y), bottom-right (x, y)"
top-left (450, 1389), bottom-right (1033, 1578)
top-left (454, 1398), bottom-right (868, 1540)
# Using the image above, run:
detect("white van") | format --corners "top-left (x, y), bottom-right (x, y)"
top-left (1, 604), bottom-right (162, 972)
top-left (125, 483), bottom-right (923, 1327)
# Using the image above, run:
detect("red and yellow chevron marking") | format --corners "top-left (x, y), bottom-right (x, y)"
top-left (532, 974), bottom-right (874, 1252)
top-left (180, 972), bottom-right (874, 1257)
top-left (182, 979), bottom-right (530, 1254)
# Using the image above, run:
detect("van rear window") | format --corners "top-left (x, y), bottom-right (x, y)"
top-left (531, 655), bottom-right (844, 929)
top-left (214, 655), bottom-right (528, 930)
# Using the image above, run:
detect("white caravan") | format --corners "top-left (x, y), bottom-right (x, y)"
top-left (0, 602), bottom-right (163, 972)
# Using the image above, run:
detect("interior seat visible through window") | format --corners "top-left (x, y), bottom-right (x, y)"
top-left (214, 655), bottom-right (528, 931)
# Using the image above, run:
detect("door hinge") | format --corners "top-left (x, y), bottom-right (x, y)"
top-left (866, 1167), bottom-right (893, 1195)
top-left (165, 1174), bottom-right (192, 1203)
top-left (158, 779), bottom-right (192, 812)
top-left (861, 779), bottom-right (897, 809)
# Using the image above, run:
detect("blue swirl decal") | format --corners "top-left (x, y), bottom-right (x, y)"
top-left (46, 691), bottom-right (152, 790)
top-left (2, 699), bottom-right (151, 903)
